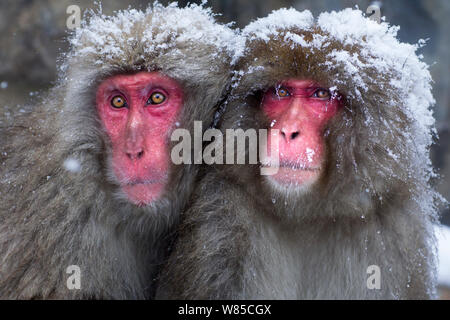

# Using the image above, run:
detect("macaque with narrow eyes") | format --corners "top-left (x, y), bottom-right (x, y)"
top-left (0, 4), bottom-right (236, 299)
top-left (156, 8), bottom-right (439, 300)
top-left (261, 79), bottom-right (341, 190)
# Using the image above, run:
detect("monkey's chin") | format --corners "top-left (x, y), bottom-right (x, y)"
top-left (122, 182), bottom-right (166, 207)
top-left (264, 166), bottom-right (321, 192)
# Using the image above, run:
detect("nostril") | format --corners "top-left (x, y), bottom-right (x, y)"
top-left (290, 132), bottom-right (300, 140)
top-left (126, 150), bottom-right (144, 160)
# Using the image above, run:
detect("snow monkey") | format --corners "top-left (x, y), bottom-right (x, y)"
top-left (156, 8), bottom-right (441, 299)
top-left (0, 3), bottom-right (238, 299)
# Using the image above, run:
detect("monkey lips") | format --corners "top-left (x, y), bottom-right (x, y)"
top-left (261, 158), bottom-right (322, 187)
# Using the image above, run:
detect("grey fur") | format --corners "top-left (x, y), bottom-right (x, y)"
top-left (0, 4), bottom-right (235, 299)
top-left (156, 10), bottom-right (441, 299)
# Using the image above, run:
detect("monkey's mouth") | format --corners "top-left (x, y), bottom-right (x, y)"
top-left (119, 172), bottom-right (168, 186)
top-left (261, 159), bottom-right (321, 171)
top-left (121, 177), bottom-right (168, 206)
top-left (125, 178), bottom-right (166, 186)
top-left (261, 159), bottom-right (322, 186)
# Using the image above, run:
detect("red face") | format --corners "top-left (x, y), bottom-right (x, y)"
top-left (262, 79), bottom-right (341, 188)
top-left (96, 72), bottom-right (183, 206)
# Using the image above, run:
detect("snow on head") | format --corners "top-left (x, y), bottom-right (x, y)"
top-left (140, 3), bottom-right (242, 61)
top-left (317, 8), bottom-right (435, 133)
top-left (242, 8), bottom-right (314, 42)
top-left (69, 2), bottom-right (242, 67)
top-left (69, 8), bottom-right (146, 61)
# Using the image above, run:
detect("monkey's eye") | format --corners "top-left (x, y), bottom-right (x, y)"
top-left (111, 95), bottom-right (126, 108)
top-left (148, 92), bottom-right (166, 105)
top-left (313, 88), bottom-right (330, 100)
top-left (276, 87), bottom-right (290, 98)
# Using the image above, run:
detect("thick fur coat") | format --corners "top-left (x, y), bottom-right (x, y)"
top-left (0, 3), bottom-right (236, 299)
top-left (156, 9), bottom-right (441, 299)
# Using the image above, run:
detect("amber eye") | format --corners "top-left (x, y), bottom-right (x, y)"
top-left (148, 92), bottom-right (166, 105)
top-left (277, 87), bottom-right (290, 98)
top-left (111, 95), bottom-right (126, 108)
top-left (313, 88), bottom-right (330, 100)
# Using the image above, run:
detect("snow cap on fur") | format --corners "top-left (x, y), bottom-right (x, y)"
top-left (67, 2), bottom-right (241, 86)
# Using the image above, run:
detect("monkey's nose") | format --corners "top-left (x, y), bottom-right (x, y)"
top-left (281, 129), bottom-right (300, 141)
top-left (126, 149), bottom-right (144, 160)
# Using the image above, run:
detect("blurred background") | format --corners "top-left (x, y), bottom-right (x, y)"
top-left (0, 0), bottom-right (448, 299)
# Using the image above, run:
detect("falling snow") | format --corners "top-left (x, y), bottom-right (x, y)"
top-left (305, 148), bottom-right (315, 163)
top-left (63, 158), bottom-right (82, 173)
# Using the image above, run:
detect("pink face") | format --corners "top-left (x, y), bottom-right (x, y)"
top-left (262, 79), bottom-right (341, 187)
top-left (96, 72), bottom-right (183, 206)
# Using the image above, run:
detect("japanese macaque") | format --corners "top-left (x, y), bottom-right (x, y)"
top-left (0, 4), bottom-right (236, 299)
top-left (156, 8), bottom-right (441, 299)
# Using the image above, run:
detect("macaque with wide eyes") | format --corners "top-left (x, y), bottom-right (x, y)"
top-left (0, 4), bottom-right (237, 299)
top-left (156, 8), bottom-right (440, 300)
top-left (96, 72), bottom-right (183, 205)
